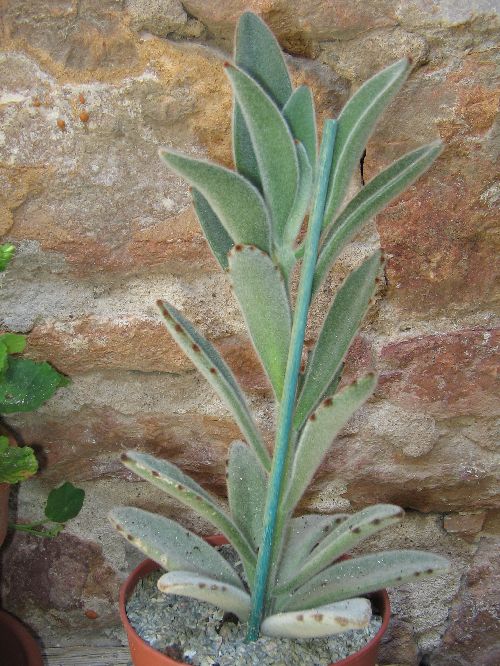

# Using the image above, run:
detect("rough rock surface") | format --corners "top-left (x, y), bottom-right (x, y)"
top-left (0, 1), bottom-right (499, 663)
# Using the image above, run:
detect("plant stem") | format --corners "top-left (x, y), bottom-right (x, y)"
top-left (245, 120), bottom-right (337, 641)
top-left (8, 521), bottom-right (65, 538)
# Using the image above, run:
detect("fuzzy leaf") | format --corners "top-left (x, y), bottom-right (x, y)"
top-left (277, 513), bottom-right (348, 587)
top-left (192, 188), bottom-right (233, 270)
top-left (228, 246), bottom-right (292, 400)
top-left (157, 300), bottom-right (270, 471)
top-left (323, 59), bottom-right (411, 229)
top-left (283, 86), bottom-right (317, 171)
top-left (226, 64), bottom-right (298, 239)
top-left (110, 507), bottom-right (243, 588)
top-left (0, 357), bottom-right (69, 414)
top-left (283, 142), bottom-right (313, 248)
top-left (314, 141), bottom-right (443, 292)
top-left (285, 374), bottom-right (377, 512)
top-left (295, 251), bottom-right (381, 428)
top-left (0, 333), bottom-right (26, 354)
top-left (234, 12), bottom-right (293, 107)
top-left (120, 451), bottom-right (256, 586)
top-left (0, 436), bottom-right (38, 484)
top-left (233, 12), bottom-right (292, 188)
top-left (159, 149), bottom-right (271, 253)
top-left (44, 481), bottom-right (85, 522)
top-left (278, 549), bottom-right (450, 611)
top-left (276, 505), bottom-right (405, 593)
top-left (158, 570), bottom-right (250, 621)
top-left (227, 441), bottom-right (267, 550)
top-left (262, 598), bottom-right (371, 638)
top-left (233, 105), bottom-right (262, 190)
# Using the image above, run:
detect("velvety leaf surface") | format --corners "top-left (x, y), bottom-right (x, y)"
top-left (228, 245), bottom-right (292, 400)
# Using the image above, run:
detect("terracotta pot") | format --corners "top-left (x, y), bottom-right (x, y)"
top-left (120, 535), bottom-right (391, 666)
top-left (0, 610), bottom-right (44, 666)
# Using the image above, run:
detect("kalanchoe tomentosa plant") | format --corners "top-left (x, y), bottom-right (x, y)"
top-left (110, 12), bottom-right (449, 642)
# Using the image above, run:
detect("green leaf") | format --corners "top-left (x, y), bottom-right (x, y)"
top-left (234, 12), bottom-right (293, 108)
top-left (0, 357), bottom-right (69, 414)
top-left (323, 59), bottom-right (411, 229)
top-left (283, 86), bottom-right (317, 171)
top-left (228, 246), bottom-right (292, 400)
top-left (262, 598), bottom-right (371, 638)
top-left (278, 549), bottom-right (450, 612)
top-left (226, 64), bottom-right (298, 240)
top-left (44, 481), bottom-right (85, 522)
top-left (0, 342), bottom-right (7, 374)
top-left (120, 451), bottom-right (257, 586)
top-left (283, 142), bottom-right (313, 249)
top-left (285, 374), bottom-right (377, 513)
top-left (227, 441), bottom-right (267, 550)
top-left (192, 188), bottom-right (233, 270)
top-left (277, 513), bottom-right (348, 587)
top-left (158, 570), bottom-right (250, 620)
top-left (0, 333), bottom-right (26, 354)
top-left (110, 506), bottom-right (244, 588)
top-left (157, 300), bottom-right (270, 471)
top-left (0, 436), bottom-right (38, 484)
top-left (0, 243), bottom-right (15, 271)
top-left (233, 104), bottom-right (262, 190)
top-left (276, 505), bottom-right (405, 594)
top-left (314, 141), bottom-right (443, 292)
top-left (159, 148), bottom-right (271, 253)
top-left (295, 251), bottom-right (381, 428)
top-left (233, 10), bottom-right (293, 187)
top-left (232, 100), bottom-right (262, 192)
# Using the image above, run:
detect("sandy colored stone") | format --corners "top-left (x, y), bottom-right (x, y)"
top-left (126, 0), bottom-right (204, 38)
top-left (26, 315), bottom-right (272, 394)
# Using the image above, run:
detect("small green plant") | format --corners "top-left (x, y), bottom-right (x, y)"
top-left (0, 244), bottom-right (84, 538)
top-left (110, 12), bottom-right (449, 642)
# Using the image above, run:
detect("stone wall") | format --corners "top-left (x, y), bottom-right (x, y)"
top-left (0, 1), bottom-right (498, 664)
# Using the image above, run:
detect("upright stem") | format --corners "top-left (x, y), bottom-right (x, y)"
top-left (246, 120), bottom-right (337, 641)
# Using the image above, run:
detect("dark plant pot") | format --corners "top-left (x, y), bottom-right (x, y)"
top-left (0, 610), bottom-right (44, 666)
top-left (0, 482), bottom-right (9, 547)
top-left (120, 535), bottom-right (391, 666)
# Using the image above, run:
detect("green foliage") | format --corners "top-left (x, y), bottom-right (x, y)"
top-left (0, 357), bottom-right (69, 413)
top-left (44, 481), bottom-right (85, 523)
top-left (0, 243), bottom-right (15, 271)
top-left (227, 441), bottom-right (267, 550)
top-left (228, 246), bottom-right (291, 400)
top-left (112, 12), bottom-right (448, 642)
top-left (0, 435), bottom-right (38, 483)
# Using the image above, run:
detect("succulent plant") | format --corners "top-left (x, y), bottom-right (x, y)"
top-left (110, 12), bottom-right (449, 642)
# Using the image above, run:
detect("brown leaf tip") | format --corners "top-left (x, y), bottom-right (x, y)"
top-left (152, 470), bottom-right (160, 478)
top-left (120, 452), bottom-right (130, 462)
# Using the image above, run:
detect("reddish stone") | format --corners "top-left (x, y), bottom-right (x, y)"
top-left (431, 537), bottom-right (500, 665)
top-left (26, 316), bottom-right (271, 394)
top-left (2, 532), bottom-right (120, 626)
top-left (443, 512), bottom-right (486, 537)
top-left (379, 329), bottom-right (499, 418)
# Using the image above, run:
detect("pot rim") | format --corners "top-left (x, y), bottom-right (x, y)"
top-left (0, 609), bottom-right (44, 666)
top-left (119, 535), bottom-right (391, 666)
